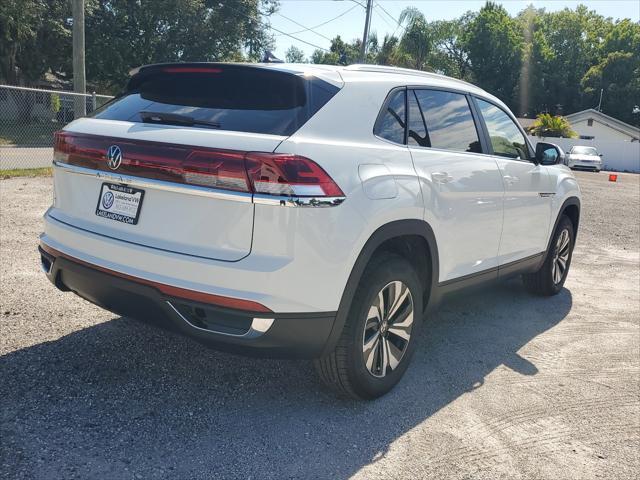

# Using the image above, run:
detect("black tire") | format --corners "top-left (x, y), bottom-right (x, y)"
top-left (314, 253), bottom-right (424, 399)
top-left (523, 215), bottom-right (575, 296)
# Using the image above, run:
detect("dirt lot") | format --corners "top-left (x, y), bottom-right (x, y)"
top-left (1, 171), bottom-right (638, 480)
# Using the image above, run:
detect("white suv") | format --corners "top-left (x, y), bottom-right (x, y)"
top-left (40, 63), bottom-right (580, 399)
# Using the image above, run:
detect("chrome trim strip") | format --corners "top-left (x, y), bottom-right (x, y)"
top-left (53, 160), bottom-right (253, 203)
top-left (166, 301), bottom-right (275, 339)
top-left (54, 161), bottom-right (345, 207)
top-left (252, 193), bottom-right (346, 207)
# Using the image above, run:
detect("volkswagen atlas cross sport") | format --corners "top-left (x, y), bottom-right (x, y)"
top-left (39, 63), bottom-right (581, 399)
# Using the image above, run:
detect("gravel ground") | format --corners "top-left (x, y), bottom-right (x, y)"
top-left (1, 171), bottom-right (639, 480)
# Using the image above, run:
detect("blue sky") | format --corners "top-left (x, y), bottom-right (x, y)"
top-left (267, 0), bottom-right (640, 59)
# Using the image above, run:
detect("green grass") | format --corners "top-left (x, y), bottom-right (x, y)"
top-left (0, 167), bottom-right (52, 179)
top-left (0, 122), bottom-right (61, 147)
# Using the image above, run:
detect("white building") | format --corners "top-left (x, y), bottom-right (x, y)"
top-left (520, 109), bottom-right (640, 173)
top-left (565, 109), bottom-right (639, 142)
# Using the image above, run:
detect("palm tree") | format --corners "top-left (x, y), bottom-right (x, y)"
top-left (530, 113), bottom-right (577, 138)
top-left (398, 7), bottom-right (432, 70)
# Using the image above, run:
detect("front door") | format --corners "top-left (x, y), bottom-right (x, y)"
top-left (474, 98), bottom-right (553, 265)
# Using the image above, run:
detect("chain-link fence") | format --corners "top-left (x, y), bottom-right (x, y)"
top-left (0, 85), bottom-right (113, 170)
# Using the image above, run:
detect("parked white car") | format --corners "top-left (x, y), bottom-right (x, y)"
top-left (566, 145), bottom-right (603, 172)
top-left (40, 63), bottom-right (581, 399)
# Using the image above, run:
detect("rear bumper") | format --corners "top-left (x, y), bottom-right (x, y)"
top-left (43, 206), bottom-right (352, 313)
top-left (39, 244), bottom-right (336, 358)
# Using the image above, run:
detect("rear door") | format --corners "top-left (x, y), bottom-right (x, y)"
top-left (405, 88), bottom-right (505, 282)
top-left (473, 98), bottom-right (552, 265)
top-left (50, 64), bottom-right (340, 261)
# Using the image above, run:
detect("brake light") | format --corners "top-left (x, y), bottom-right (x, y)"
top-left (162, 67), bottom-right (223, 74)
top-left (54, 132), bottom-right (343, 199)
top-left (245, 153), bottom-right (344, 197)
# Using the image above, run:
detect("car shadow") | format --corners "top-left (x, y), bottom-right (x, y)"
top-left (1, 279), bottom-right (572, 479)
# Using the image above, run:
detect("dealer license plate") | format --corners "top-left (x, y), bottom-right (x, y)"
top-left (95, 183), bottom-right (145, 225)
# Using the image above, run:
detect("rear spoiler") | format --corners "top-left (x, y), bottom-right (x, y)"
top-left (128, 62), bottom-right (344, 89)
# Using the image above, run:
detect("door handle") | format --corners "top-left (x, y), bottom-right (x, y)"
top-left (432, 172), bottom-right (453, 184)
top-left (503, 175), bottom-right (519, 185)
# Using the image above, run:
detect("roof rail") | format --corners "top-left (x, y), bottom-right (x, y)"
top-left (345, 64), bottom-right (473, 87)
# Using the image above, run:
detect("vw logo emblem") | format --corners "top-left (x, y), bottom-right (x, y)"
top-left (106, 145), bottom-right (122, 170)
top-left (101, 191), bottom-right (115, 209)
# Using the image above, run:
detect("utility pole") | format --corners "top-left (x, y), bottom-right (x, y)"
top-left (72, 0), bottom-right (86, 118)
top-left (359, 0), bottom-right (373, 63)
top-left (596, 88), bottom-right (604, 112)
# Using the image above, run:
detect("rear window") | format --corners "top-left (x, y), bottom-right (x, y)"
top-left (92, 65), bottom-right (340, 136)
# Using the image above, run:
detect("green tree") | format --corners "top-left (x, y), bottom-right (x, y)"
top-left (530, 113), bottom-right (577, 138)
top-left (526, 6), bottom-right (610, 117)
top-left (428, 15), bottom-right (473, 80)
top-left (463, 2), bottom-right (523, 111)
top-left (310, 35), bottom-right (363, 65)
top-left (602, 19), bottom-right (640, 59)
top-left (50, 93), bottom-right (61, 113)
top-left (398, 7), bottom-right (432, 70)
top-left (285, 45), bottom-right (306, 63)
top-left (0, 0), bottom-right (278, 94)
top-left (84, 0), bottom-right (278, 93)
top-left (0, 0), bottom-right (71, 85)
top-left (588, 18), bottom-right (640, 124)
top-left (582, 52), bottom-right (640, 124)
top-left (374, 34), bottom-right (401, 66)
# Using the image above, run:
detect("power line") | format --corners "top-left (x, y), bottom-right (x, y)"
top-left (269, 25), bottom-right (330, 53)
top-left (224, 3), bottom-right (330, 52)
top-left (373, 4), bottom-right (396, 31)
top-left (275, 3), bottom-right (361, 37)
top-left (275, 12), bottom-right (334, 41)
top-left (375, 1), bottom-right (405, 35)
top-left (374, 1), bottom-right (407, 39)
top-left (267, 23), bottom-right (330, 52)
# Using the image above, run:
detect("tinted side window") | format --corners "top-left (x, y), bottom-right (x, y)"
top-left (476, 99), bottom-right (531, 160)
top-left (413, 89), bottom-right (482, 153)
top-left (375, 89), bottom-right (406, 144)
top-left (408, 90), bottom-right (429, 147)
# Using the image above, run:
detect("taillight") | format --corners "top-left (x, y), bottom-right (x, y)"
top-left (183, 150), bottom-right (251, 192)
top-left (53, 131), bottom-right (71, 163)
top-left (245, 153), bottom-right (344, 197)
top-left (54, 131), bottom-right (344, 199)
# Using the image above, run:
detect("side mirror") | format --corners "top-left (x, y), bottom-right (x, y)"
top-left (535, 142), bottom-right (563, 166)
top-left (598, 153), bottom-right (603, 157)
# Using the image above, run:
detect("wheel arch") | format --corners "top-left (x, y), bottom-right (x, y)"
top-left (548, 196), bottom-right (581, 253)
top-left (320, 219), bottom-right (439, 356)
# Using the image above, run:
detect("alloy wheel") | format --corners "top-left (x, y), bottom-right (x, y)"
top-left (362, 281), bottom-right (414, 378)
top-left (552, 228), bottom-right (571, 284)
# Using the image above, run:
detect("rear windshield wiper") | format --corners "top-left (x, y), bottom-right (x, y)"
top-left (139, 111), bottom-right (220, 129)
